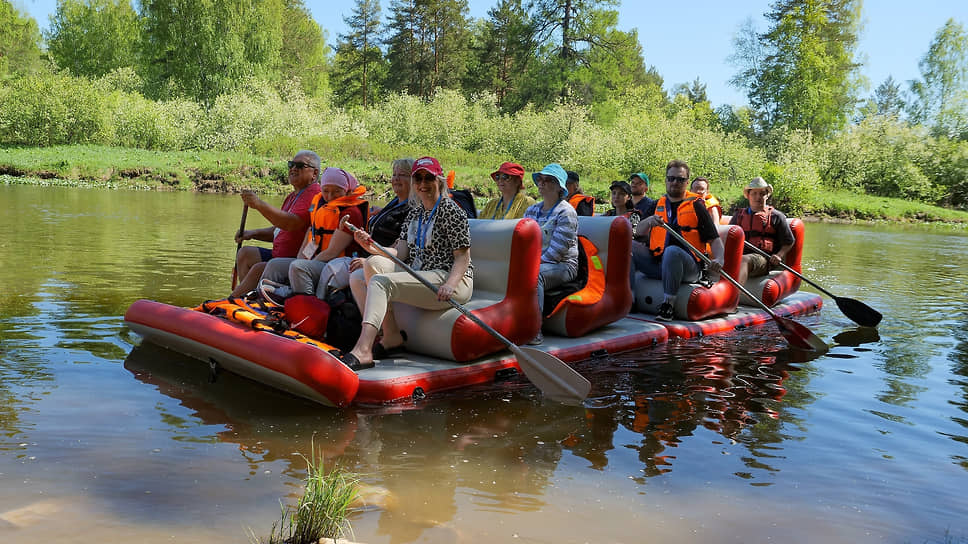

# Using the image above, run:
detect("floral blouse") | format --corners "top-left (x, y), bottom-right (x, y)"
top-left (399, 196), bottom-right (473, 277)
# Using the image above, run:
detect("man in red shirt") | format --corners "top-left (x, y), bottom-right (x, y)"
top-left (231, 150), bottom-right (321, 296)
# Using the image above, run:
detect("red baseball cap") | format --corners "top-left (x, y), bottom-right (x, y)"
top-left (412, 156), bottom-right (443, 177)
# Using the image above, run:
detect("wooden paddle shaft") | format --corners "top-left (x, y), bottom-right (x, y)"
top-left (231, 204), bottom-right (249, 289)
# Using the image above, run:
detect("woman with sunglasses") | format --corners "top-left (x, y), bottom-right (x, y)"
top-left (339, 156), bottom-right (473, 370)
top-left (480, 162), bottom-right (535, 220)
top-left (230, 150), bottom-right (322, 297)
top-left (522, 163), bottom-right (579, 344)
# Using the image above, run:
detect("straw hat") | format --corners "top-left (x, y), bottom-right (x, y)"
top-left (743, 177), bottom-right (773, 197)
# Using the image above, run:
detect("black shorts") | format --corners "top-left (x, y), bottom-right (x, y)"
top-left (257, 247), bottom-right (273, 262)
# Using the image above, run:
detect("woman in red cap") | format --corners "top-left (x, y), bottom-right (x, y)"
top-left (480, 162), bottom-right (535, 220)
top-left (340, 156), bottom-right (474, 370)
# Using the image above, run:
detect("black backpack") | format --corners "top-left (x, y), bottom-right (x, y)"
top-left (324, 288), bottom-right (363, 353)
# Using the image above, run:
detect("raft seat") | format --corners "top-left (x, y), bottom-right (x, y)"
top-left (633, 224), bottom-right (745, 320)
top-left (393, 218), bottom-right (542, 362)
top-left (543, 216), bottom-right (634, 337)
top-left (737, 218), bottom-right (804, 307)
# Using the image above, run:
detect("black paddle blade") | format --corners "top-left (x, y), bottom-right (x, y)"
top-left (834, 296), bottom-right (882, 328)
top-left (776, 316), bottom-right (828, 353)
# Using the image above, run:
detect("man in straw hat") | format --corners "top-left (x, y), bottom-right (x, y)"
top-left (729, 176), bottom-right (795, 285)
top-left (632, 159), bottom-right (724, 321)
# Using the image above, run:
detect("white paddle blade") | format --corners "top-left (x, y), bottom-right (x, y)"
top-left (512, 346), bottom-right (591, 403)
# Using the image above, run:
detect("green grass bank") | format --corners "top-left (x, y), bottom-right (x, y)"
top-left (3, 144), bottom-right (967, 226)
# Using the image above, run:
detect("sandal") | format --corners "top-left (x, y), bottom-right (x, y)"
top-left (372, 342), bottom-right (405, 359)
top-left (339, 352), bottom-right (374, 371)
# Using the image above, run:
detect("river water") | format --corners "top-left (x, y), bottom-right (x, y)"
top-left (1, 182), bottom-right (966, 543)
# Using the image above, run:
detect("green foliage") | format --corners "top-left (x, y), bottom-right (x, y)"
top-left (730, 0), bottom-right (864, 137)
top-left (818, 115), bottom-right (936, 202)
top-left (909, 18), bottom-right (968, 140)
top-left (332, 0), bottom-right (386, 108)
top-left (0, 72), bottom-right (109, 146)
top-left (279, 0), bottom-right (331, 99)
top-left (385, 0), bottom-right (471, 98)
top-left (256, 449), bottom-right (360, 544)
top-left (46, 0), bottom-right (142, 78)
top-left (464, 0), bottom-right (535, 111)
top-left (0, 0), bottom-right (46, 78)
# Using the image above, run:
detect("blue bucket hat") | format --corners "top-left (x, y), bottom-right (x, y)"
top-left (532, 163), bottom-right (568, 193)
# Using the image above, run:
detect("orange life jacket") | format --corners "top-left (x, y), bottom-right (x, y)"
top-left (567, 193), bottom-right (596, 216)
top-left (648, 193), bottom-right (708, 260)
top-left (307, 186), bottom-right (369, 258)
top-left (548, 236), bottom-right (606, 316)
top-left (734, 206), bottom-right (776, 253)
top-left (701, 193), bottom-right (723, 218)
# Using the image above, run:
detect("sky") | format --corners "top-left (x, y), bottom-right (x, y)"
top-left (14, 0), bottom-right (968, 107)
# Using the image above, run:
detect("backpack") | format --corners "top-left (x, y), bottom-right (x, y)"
top-left (284, 295), bottom-right (331, 338)
top-left (323, 288), bottom-right (363, 353)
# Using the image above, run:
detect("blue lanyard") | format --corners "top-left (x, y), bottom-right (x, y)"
top-left (536, 199), bottom-right (560, 226)
top-left (492, 196), bottom-right (515, 219)
top-left (284, 186), bottom-right (307, 213)
top-left (415, 196), bottom-right (442, 249)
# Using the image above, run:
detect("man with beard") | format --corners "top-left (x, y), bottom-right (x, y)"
top-left (631, 160), bottom-right (724, 321)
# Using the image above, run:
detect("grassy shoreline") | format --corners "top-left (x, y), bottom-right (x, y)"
top-left (3, 144), bottom-right (967, 226)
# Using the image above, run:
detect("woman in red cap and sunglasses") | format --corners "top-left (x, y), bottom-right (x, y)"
top-left (339, 156), bottom-right (474, 370)
top-left (480, 162), bottom-right (535, 220)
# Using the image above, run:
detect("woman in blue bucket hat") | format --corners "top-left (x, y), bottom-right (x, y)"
top-left (522, 163), bottom-right (579, 344)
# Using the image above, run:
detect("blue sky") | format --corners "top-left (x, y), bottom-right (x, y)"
top-left (15, 0), bottom-right (968, 107)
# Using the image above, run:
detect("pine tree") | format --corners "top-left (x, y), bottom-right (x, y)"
top-left (334, 0), bottom-right (384, 108)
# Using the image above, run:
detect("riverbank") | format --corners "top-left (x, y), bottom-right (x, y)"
top-left (3, 144), bottom-right (967, 225)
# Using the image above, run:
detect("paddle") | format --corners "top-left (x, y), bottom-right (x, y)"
top-left (659, 222), bottom-right (827, 352)
top-left (230, 204), bottom-right (249, 290)
top-left (743, 240), bottom-right (882, 327)
top-left (342, 220), bottom-right (591, 403)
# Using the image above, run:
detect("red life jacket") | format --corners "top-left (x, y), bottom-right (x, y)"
top-left (735, 206), bottom-right (776, 253)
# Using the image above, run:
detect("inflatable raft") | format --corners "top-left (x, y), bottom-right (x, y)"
top-left (124, 216), bottom-right (822, 408)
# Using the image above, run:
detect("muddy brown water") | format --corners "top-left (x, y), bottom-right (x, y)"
top-left (1, 182), bottom-right (966, 543)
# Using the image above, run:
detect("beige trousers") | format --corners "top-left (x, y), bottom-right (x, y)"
top-left (361, 256), bottom-right (473, 328)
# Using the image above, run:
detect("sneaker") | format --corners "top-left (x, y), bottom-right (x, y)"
top-left (259, 279), bottom-right (292, 305)
top-left (527, 331), bottom-right (544, 345)
top-left (655, 302), bottom-right (675, 321)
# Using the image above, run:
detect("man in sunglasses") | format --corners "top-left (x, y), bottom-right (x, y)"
top-left (631, 159), bottom-right (724, 321)
top-left (230, 150), bottom-right (322, 296)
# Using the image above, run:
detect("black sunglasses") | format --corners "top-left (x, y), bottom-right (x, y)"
top-left (288, 160), bottom-right (314, 170)
top-left (665, 175), bottom-right (688, 184)
top-left (413, 173), bottom-right (437, 183)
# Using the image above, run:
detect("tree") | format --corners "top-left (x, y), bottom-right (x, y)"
top-left (333, 0), bottom-right (385, 108)
top-left (729, 0), bottom-right (864, 137)
top-left (384, 0), bottom-right (470, 98)
top-left (463, 0), bottom-right (535, 109)
top-left (0, 0), bottom-right (46, 78)
top-left (674, 77), bottom-right (709, 104)
top-left (857, 76), bottom-right (905, 120)
top-left (910, 18), bottom-right (968, 140)
top-left (502, 0), bottom-right (648, 109)
top-left (280, 0), bottom-right (330, 98)
top-left (46, 0), bottom-right (142, 78)
top-left (139, 0), bottom-right (286, 105)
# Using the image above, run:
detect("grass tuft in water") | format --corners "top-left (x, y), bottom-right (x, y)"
top-left (251, 444), bottom-right (361, 544)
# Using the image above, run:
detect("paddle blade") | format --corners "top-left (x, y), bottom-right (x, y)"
top-left (834, 296), bottom-right (882, 328)
top-left (511, 346), bottom-right (591, 404)
top-left (775, 316), bottom-right (828, 353)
